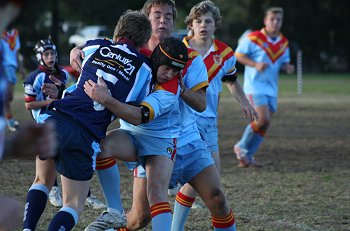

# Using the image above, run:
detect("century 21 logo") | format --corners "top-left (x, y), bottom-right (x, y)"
top-left (100, 47), bottom-right (135, 75)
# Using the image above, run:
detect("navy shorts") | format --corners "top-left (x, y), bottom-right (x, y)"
top-left (44, 111), bottom-right (101, 181)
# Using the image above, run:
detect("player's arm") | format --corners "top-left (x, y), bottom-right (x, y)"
top-left (24, 99), bottom-right (54, 110)
top-left (180, 86), bottom-right (206, 112)
top-left (281, 62), bottom-right (295, 74)
top-left (84, 77), bottom-right (145, 125)
top-left (41, 75), bottom-right (66, 99)
top-left (224, 78), bottom-right (258, 122)
top-left (180, 55), bottom-right (208, 112)
top-left (70, 45), bottom-right (85, 73)
top-left (236, 53), bottom-right (268, 72)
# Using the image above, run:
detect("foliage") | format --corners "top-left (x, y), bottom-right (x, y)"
top-left (15, 0), bottom-right (350, 72)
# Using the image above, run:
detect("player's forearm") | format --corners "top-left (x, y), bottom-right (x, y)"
top-left (236, 55), bottom-right (256, 68)
top-left (103, 97), bottom-right (142, 125)
top-left (25, 99), bottom-right (54, 110)
top-left (226, 80), bottom-right (247, 103)
top-left (180, 88), bottom-right (206, 112)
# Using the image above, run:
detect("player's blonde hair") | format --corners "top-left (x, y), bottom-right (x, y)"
top-left (265, 7), bottom-right (284, 18)
top-left (185, 0), bottom-right (222, 29)
top-left (113, 10), bottom-right (152, 48)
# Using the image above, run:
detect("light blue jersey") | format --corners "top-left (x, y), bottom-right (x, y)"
top-left (177, 49), bottom-right (209, 148)
top-left (235, 29), bottom-right (290, 97)
top-left (1, 29), bottom-right (20, 67)
top-left (120, 78), bottom-right (180, 138)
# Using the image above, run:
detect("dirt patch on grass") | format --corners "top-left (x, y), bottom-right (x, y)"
top-left (1, 93), bottom-right (349, 231)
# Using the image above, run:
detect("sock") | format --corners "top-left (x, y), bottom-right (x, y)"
top-left (171, 191), bottom-right (195, 231)
top-left (150, 202), bottom-right (172, 231)
top-left (23, 184), bottom-right (49, 230)
top-left (96, 158), bottom-right (123, 213)
top-left (238, 123), bottom-right (264, 159)
top-left (48, 207), bottom-right (78, 231)
top-left (212, 209), bottom-right (236, 231)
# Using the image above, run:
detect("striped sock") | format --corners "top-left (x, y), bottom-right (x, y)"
top-left (212, 209), bottom-right (236, 231)
top-left (171, 191), bottom-right (195, 231)
top-left (150, 202), bottom-right (172, 231)
top-left (96, 158), bottom-right (123, 213)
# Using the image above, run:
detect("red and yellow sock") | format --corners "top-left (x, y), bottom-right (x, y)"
top-left (212, 209), bottom-right (235, 229)
top-left (96, 157), bottom-right (116, 170)
top-left (175, 191), bottom-right (195, 208)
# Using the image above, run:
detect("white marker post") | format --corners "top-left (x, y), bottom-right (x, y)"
top-left (297, 50), bottom-right (303, 95)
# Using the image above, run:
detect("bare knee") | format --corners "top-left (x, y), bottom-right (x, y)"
top-left (206, 187), bottom-right (229, 215)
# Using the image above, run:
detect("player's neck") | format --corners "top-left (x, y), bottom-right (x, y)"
top-left (146, 37), bottom-right (162, 52)
top-left (189, 37), bottom-right (212, 56)
top-left (264, 28), bottom-right (279, 38)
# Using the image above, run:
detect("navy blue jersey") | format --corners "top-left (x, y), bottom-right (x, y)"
top-left (23, 65), bottom-right (68, 122)
top-left (53, 39), bottom-right (152, 139)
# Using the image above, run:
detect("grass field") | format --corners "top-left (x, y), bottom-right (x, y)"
top-left (1, 73), bottom-right (350, 231)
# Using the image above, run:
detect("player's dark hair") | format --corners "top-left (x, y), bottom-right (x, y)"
top-left (114, 10), bottom-right (152, 48)
top-left (142, 0), bottom-right (177, 21)
top-left (150, 37), bottom-right (188, 76)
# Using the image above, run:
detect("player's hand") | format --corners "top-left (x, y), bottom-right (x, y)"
top-left (285, 63), bottom-right (295, 74)
top-left (84, 76), bottom-right (111, 104)
top-left (240, 100), bottom-right (259, 122)
top-left (179, 72), bottom-right (186, 96)
top-left (70, 46), bottom-right (84, 73)
top-left (255, 62), bottom-right (268, 72)
top-left (42, 75), bottom-right (63, 99)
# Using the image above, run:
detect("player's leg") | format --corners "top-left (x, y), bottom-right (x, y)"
top-left (49, 175), bottom-right (63, 207)
top-left (3, 66), bottom-right (18, 131)
top-left (122, 175), bottom-right (151, 230)
top-left (23, 156), bottom-right (57, 230)
top-left (189, 165), bottom-right (236, 231)
top-left (85, 129), bottom-right (136, 230)
top-left (146, 155), bottom-right (174, 231)
top-left (234, 94), bottom-right (271, 167)
top-left (48, 175), bottom-right (90, 230)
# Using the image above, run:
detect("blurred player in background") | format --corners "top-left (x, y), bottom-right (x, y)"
top-left (233, 7), bottom-right (294, 167)
top-left (1, 24), bottom-right (25, 131)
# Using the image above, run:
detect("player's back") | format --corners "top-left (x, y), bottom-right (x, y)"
top-left (53, 39), bottom-right (152, 139)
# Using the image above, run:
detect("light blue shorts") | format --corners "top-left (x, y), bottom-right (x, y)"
top-left (169, 139), bottom-right (214, 189)
top-left (3, 65), bottom-right (17, 84)
top-left (247, 94), bottom-right (278, 112)
top-left (197, 117), bottom-right (219, 153)
top-left (127, 131), bottom-right (176, 169)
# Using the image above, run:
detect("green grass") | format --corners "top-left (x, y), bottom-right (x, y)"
top-left (221, 73), bottom-right (350, 96)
